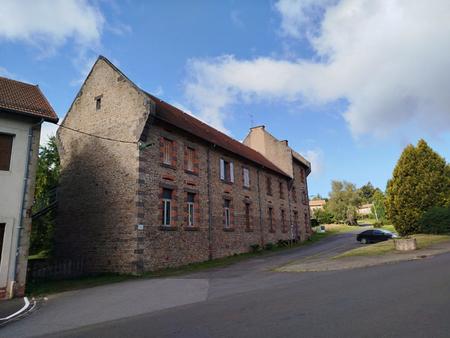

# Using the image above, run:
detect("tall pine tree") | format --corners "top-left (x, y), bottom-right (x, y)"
top-left (386, 139), bottom-right (449, 236)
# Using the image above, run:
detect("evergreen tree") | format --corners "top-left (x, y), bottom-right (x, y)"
top-left (386, 139), bottom-right (449, 236)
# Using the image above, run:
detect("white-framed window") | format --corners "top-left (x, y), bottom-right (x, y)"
top-left (243, 167), bottom-right (250, 188)
top-left (220, 158), bottom-right (234, 183)
top-left (224, 199), bottom-right (231, 228)
top-left (0, 133), bottom-right (14, 171)
top-left (163, 138), bottom-right (173, 165)
top-left (187, 192), bottom-right (195, 226)
top-left (162, 188), bottom-right (172, 225)
top-left (186, 147), bottom-right (195, 172)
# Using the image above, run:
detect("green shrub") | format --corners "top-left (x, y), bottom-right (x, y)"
top-left (418, 207), bottom-right (450, 234)
top-left (277, 239), bottom-right (290, 247)
top-left (310, 219), bottom-right (319, 227)
top-left (373, 221), bottom-right (384, 228)
top-left (250, 244), bottom-right (261, 253)
top-left (314, 209), bottom-right (334, 224)
top-left (264, 242), bottom-right (275, 251)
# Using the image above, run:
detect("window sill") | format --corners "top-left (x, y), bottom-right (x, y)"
top-left (223, 228), bottom-right (235, 232)
top-left (243, 186), bottom-right (251, 190)
top-left (184, 226), bottom-right (200, 231)
top-left (220, 180), bottom-right (234, 185)
top-left (158, 225), bottom-right (178, 231)
top-left (184, 169), bottom-right (199, 176)
top-left (160, 163), bottom-right (176, 170)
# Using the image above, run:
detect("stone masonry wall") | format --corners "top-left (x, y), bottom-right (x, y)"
top-left (56, 58), bottom-right (152, 274)
top-left (137, 119), bottom-right (295, 271)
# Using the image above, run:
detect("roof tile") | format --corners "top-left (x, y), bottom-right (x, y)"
top-left (0, 76), bottom-right (58, 122)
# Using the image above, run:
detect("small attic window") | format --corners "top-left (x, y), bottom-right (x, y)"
top-left (95, 95), bottom-right (102, 110)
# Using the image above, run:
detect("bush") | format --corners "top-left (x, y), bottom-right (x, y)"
top-left (264, 242), bottom-right (275, 251)
top-left (310, 219), bottom-right (319, 228)
top-left (250, 244), bottom-right (261, 253)
top-left (418, 207), bottom-right (450, 234)
top-left (277, 239), bottom-right (290, 247)
top-left (373, 221), bottom-right (384, 228)
top-left (314, 209), bottom-right (334, 225)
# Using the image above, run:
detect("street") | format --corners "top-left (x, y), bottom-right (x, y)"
top-left (3, 232), bottom-right (450, 337)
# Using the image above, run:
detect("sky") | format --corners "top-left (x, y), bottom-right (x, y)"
top-left (1, 0), bottom-right (450, 197)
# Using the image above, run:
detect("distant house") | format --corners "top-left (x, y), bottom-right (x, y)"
top-left (358, 203), bottom-right (373, 217)
top-left (309, 199), bottom-right (327, 215)
top-left (0, 77), bottom-right (58, 300)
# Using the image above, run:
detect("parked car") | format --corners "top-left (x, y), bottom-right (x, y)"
top-left (357, 229), bottom-right (398, 244)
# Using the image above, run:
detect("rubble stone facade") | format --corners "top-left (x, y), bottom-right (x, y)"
top-left (56, 56), bottom-right (311, 274)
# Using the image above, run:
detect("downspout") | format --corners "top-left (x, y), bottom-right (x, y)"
top-left (287, 178), bottom-right (294, 246)
top-left (12, 118), bottom-right (44, 293)
top-left (207, 146), bottom-right (213, 260)
top-left (256, 168), bottom-right (264, 247)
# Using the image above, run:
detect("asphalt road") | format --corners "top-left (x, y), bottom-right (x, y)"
top-left (4, 231), bottom-right (450, 338)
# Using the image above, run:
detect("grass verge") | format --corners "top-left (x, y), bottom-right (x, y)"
top-left (26, 231), bottom-right (333, 297)
top-left (334, 234), bottom-right (450, 259)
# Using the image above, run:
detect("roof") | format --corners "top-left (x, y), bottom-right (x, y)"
top-left (359, 203), bottom-right (373, 209)
top-left (0, 76), bottom-right (58, 122)
top-left (309, 199), bottom-right (327, 207)
top-left (146, 93), bottom-right (288, 177)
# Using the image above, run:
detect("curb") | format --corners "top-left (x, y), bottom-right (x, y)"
top-left (0, 297), bottom-right (36, 327)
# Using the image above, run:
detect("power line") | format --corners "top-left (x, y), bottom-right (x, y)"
top-left (57, 123), bottom-right (138, 144)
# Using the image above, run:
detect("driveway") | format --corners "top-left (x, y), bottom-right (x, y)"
top-left (1, 232), bottom-right (358, 337)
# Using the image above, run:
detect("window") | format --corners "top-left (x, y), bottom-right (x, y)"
top-left (281, 209), bottom-right (287, 232)
top-left (243, 167), bottom-right (250, 188)
top-left (294, 211), bottom-right (299, 226)
top-left (95, 95), bottom-right (102, 110)
top-left (186, 147), bottom-right (195, 172)
top-left (268, 207), bottom-right (274, 232)
top-left (187, 192), bottom-right (195, 226)
top-left (220, 158), bottom-right (234, 183)
top-left (266, 176), bottom-right (272, 196)
top-left (300, 168), bottom-right (305, 183)
top-left (224, 199), bottom-right (231, 228)
top-left (292, 187), bottom-right (297, 203)
top-left (162, 138), bottom-right (173, 165)
top-left (0, 134), bottom-right (13, 171)
top-left (162, 188), bottom-right (172, 226)
top-left (245, 203), bottom-right (251, 229)
top-left (279, 181), bottom-right (284, 199)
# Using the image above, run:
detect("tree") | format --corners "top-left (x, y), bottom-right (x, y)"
top-left (371, 190), bottom-right (386, 222)
top-left (386, 139), bottom-right (449, 236)
top-left (30, 136), bottom-right (60, 255)
top-left (314, 208), bottom-right (334, 225)
top-left (358, 182), bottom-right (378, 203)
top-left (325, 180), bottom-right (362, 225)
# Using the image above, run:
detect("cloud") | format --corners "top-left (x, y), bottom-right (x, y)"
top-left (0, 0), bottom-right (104, 53)
top-left (184, 0), bottom-right (450, 138)
top-left (274, 0), bottom-right (334, 39)
top-left (303, 148), bottom-right (324, 177)
top-left (39, 122), bottom-right (59, 146)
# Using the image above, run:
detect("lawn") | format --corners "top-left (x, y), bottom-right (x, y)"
top-left (334, 234), bottom-right (450, 259)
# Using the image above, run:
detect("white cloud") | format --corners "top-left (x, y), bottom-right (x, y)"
top-left (303, 148), bottom-right (324, 177)
top-left (0, 0), bottom-right (104, 53)
top-left (39, 122), bottom-right (59, 146)
top-left (184, 0), bottom-right (450, 138)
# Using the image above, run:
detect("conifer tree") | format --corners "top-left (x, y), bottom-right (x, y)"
top-left (386, 139), bottom-right (448, 235)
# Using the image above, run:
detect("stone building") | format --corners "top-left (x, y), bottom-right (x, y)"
top-left (56, 56), bottom-right (311, 274)
top-left (0, 77), bottom-right (58, 299)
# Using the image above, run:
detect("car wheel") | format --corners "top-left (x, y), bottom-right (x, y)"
top-left (361, 238), bottom-right (367, 244)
